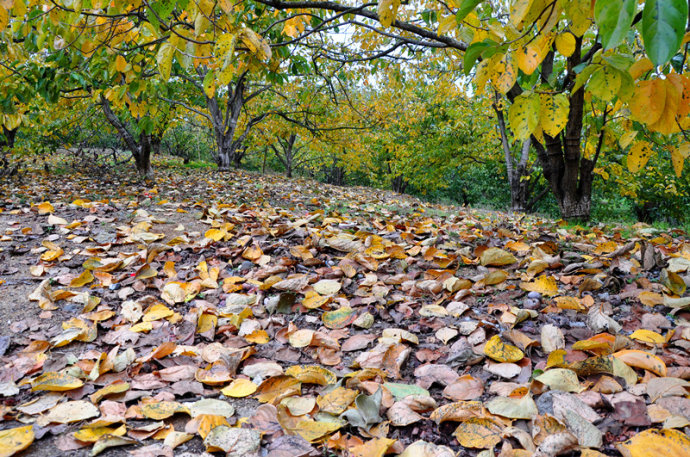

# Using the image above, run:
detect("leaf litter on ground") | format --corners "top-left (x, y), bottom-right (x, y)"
top-left (0, 158), bottom-right (689, 456)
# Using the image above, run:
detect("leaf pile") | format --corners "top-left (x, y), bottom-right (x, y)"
top-left (0, 161), bottom-right (689, 456)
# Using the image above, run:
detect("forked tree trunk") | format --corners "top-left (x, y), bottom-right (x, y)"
top-left (391, 175), bottom-right (407, 193)
top-left (206, 73), bottom-right (258, 171)
top-left (531, 44), bottom-right (594, 221)
top-left (272, 134), bottom-right (298, 178)
top-left (506, 40), bottom-right (599, 221)
top-left (495, 98), bottom-right (535, 213)
top-left (100, 96), bottom-right (153, 177)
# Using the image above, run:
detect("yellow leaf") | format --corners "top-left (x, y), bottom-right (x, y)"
top-left (164, 261), bottom-right (177, 278)
top-left (293, 419), bottom-right (341, 443)
top-left (555, 32), bottom-right (576, 57)
top-left (539, 93), bottom-right (570, 137)
top-left (205, 228), bottom-right (226, 241)
top-left (244, 329), bottom-right (269, 344)
top-left (510, 0), bottom-right (535, 28)
top-left (313, 279), bottom-right (342, 295)
top-left (588, 66), bottom-right (621, 102)
top-left (627, 141), bottom-right (654, 173)
top-left (239, 28), bottom-right (271, 60)
top-left (629, 79), bottom-right (666, 125)
top-left (156, 42), bottom-right (174, 80)
top-left (629, 58), bottom-right (655, 80)
top-left (484, 335), bottom-right (525, 363)
top-left (515, 34), bottom-right (552, 75)
top-left (143, 303), bottom-right (174, 321)
top-left (629, 329), bottom-right (665, 344)
top-left (508, 92), bottom-right (540, 141)
top-left (115, 55), bottom-right (127, 73)
top-left (130, 322), bottom-right (153, 333)
top-left (317, 387), bottom-right (359, 414)
top-left (37, 202), bottom-right (54, 214)
top-left (255, 375), bottom-right (301, 404)
top-left (197, 313), bottom-right (217, 335)
top-left (350, 437), bottom-right (396, 457)
top-left (453, 417), bottom-right (503, 449)
top-left (613, 349), bottom-right (667, 376)
top-left (195, 361), bottom-right (234, 385)
top-left (673, 147), bottom-right (687, 177)
top-left (70, 270), bottom-right (94, 288)
top-left (31, 372), bottom-right (83, 392)
top-left (285, 365), bottom-right (337, 385)
top-left (0, 425), bottom-right (34, 457)
top-left (289, 329), bottom-right (315, 348)
top-left (480, 247), bottom-right (517, 266)
top-left (90, 381), bottom-right (130, 403)
top-left (242, 245), bottom-right (263, 262)
top-left (141, 401), bottom-right (189, 420)
top-left (281, 396), bottom-right (317, 416)
top-left (554, 296), bottom-right (585, 311)
top-left (492, 52), bottom-right (518, 94)
top-left (322, 306), bottom-right (356, 329)
top-left (302, 291), bottom-right (329, 310)
top-left (377, 0), bottom-right (400, 28)
top-left (617, 429), bottom-right (690, 457)
top-left (520, 275), bottom-right (558, 296)
top-left (220, 378), bottom-right (257, 398)
top-left (638, 291), bottom-right (664, 306)
top-left (73, 424), bottom-right (126, 443)
top-left (194, 415), bottom-right (230, 440)
top-left (619, 131), bottom-right (638, 149)
top-left (564, 0), bottom-right (591, 36)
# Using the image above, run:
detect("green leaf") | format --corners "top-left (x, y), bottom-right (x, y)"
top-left (383, 382), bottom-right (430, 399)
top-left (463, 40), bottom-right (495, 74)
top-left (594, 0), bottom-right (636, 49)
top-left (456, 0), bottom-right (482, 23)
top-left (572, 64), bottom-right (597, 93)
top-left (642, 0), bottom-right (689, 66)
top-left (339, 388), bottom-right (383, 428)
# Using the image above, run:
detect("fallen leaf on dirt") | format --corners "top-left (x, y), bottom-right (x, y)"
top-left (484, 335), bottom-right (524, 362)
top-left (453, 417), bottom-right (503, 448)
top-left (0, 425), bottom-right (34, 457)
top-left (31, 372), bottom-right (84, 391)
top-left (617, 428), bottom-right (690, 457)
top-left (202, 427), bottom-right (259, 456)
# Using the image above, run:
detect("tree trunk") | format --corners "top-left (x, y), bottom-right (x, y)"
top-left (504, 39), bottom-right (595, 221)
top-left (100, 96), bottom-right (153, 177)
top-left (391, 175), bottom-right (407, 193)
top-left (135, 132), bottom-right (153, 177)
top-left (207, 74), bottom-right (246, 171)
top-left (1, 127), bottom-right (17, 149)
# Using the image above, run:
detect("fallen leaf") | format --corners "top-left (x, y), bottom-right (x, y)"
top-left (484, 335), bottom-right (524, 363)
top-left (0, 425), bottom-right (34, 457)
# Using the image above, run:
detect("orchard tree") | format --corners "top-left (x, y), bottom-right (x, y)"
top-left (261, 0), bottom-right (690, 221)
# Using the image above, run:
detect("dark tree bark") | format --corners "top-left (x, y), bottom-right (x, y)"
top-left (391, 175), bottom-right (407, 193)
top-left (505, 41), bottom-right (599, 221)
top-left (100, 96), bottom-right (153, 177)
top-left (0, 127), bottom-right (19, 179)
top-left (271, 133), bottom-right (300, 178)
top-left (1, 127), bottom-right (17, 149)
top-left (202, 71), bottom-right (270, 170)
